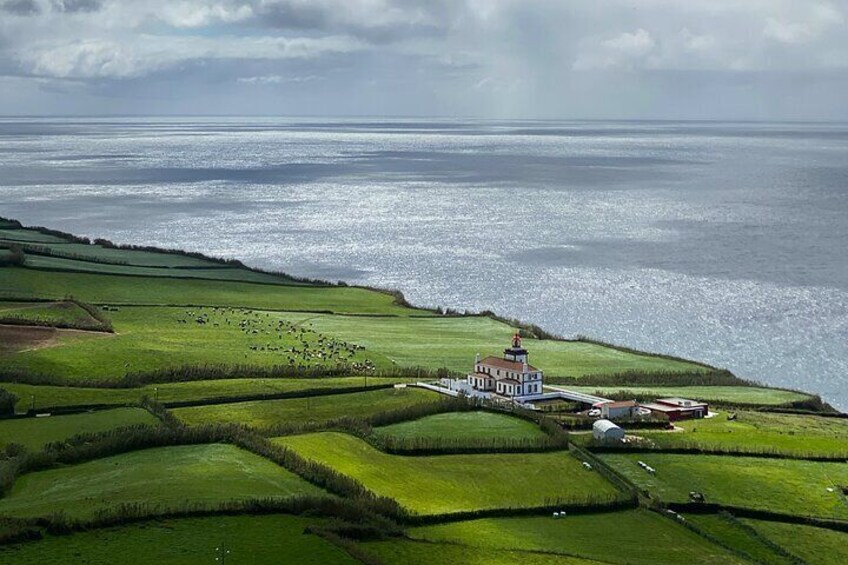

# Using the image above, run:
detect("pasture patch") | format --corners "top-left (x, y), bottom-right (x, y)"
top-left (0, 444), bottom-right (327, 519)
top-left (273, 432), bottom-right (619, 515)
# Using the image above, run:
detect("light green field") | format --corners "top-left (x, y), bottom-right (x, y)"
top-left (1, 377), bottom-right (416, 412)
top-left (742, 519), bottom-right (848, 565)
top-left (0, 300), bottom-right (103, 328)
top-left (564, 385), bottom-right (811, 406)
top-left (0, 408), bottom-right (158, 450)
top-left (274, 432), bottom-right (619, 515)
top-left (359, 540), bottom-right (602, 565)
top-left (601, 453), bottom-right (848, 519)
top-left (640, 410), bottom-right (848, 457)
top-left (24, 254), bottom-right (303, 285)
top-left (0, 267), bottom-right (418, 315)
top-left (0, 514), bottom-right (356, 565)
top-left (409, 510), bottom-right (746, 565)
top-left (173, 387), bottom-right (440, 429)
top-left (300, 313), bottom-right (705, 377)
top-left (0, 444), bottom-right (327, 519)
top-left (0, 306), bottom-right (384, 381)
top-left (683, 513), bottom-right (794, 565)
top-left (375, 411), bottom-right (546, 441)
top-left (0, 303), bottom-right (707, 383)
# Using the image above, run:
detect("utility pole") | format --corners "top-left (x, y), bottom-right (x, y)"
top-left (215, 544), bottom-right (230, 565)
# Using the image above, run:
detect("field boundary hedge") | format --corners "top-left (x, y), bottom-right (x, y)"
top-left (666, 502), bottom-right (848, 534)
top-left (568, 444), bottom-right (641, 499)
top-left (587, 444), bottom-right (848, 462)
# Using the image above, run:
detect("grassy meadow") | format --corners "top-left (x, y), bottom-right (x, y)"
top-left (682, 513), bottom-right (795, 565)
top-left (375, 411), bottom-right (547, 442)
top-left (601, 453), bottom-right (848, 519)
top-left (273, 432), bottom-right (619, 514)
top-left (0, 514), bottom-right (356, 565)
top-left (0, 408), bottom-right (158, 450)
top-left (741, 519), bottom-right (848, 565)
top-left (0, 444), bottom-right (327, 519)
top-left (0, 300), bottom-right (103, 329)
top-left (172, 387), bottom-right (440, 429)
top-left (409, 510), bottom-right (746, 565)
top-left (563, 385), bottom-right (812, 406)
top-left (357, 540), bottom-right (603, 565)
top-left (640, 410), bottom-right (848, 457)
top-left (1, 377), bottom-right (416, 412)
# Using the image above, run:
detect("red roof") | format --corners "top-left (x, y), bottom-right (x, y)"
top-left (478, 356), bottom-right (539, 373)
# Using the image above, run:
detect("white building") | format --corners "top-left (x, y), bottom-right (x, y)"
top-left (593, 400), bottom-right (638, 420)
top-left (467, 333), bottom-right (544, 397)
top-left (593, 419), bottom-right (625, 442)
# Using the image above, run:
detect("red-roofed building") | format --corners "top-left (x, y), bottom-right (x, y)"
top-left (467, 333), bottom-right (544, 397)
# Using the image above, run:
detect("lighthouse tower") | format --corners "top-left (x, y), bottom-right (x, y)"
top-left (503, 332), bottom-right (528, 364)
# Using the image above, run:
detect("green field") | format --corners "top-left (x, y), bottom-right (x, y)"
top-left (358, 539), bottom-right (602, 565)
top-left (563, 385), bottom-right (812, 406)
top-left (640, 410), bottom-right (848, 457)
top-left (0, 444), bottom-right (327, 519)
top-left (683, 513), bottom-right (794, 564)
top-left (1, 377), bottom-right (416, 412)
top-left (601, 453), bottom-right (848, 519)
top-left (375, 411), bottom-right (546, 441)
top-left (274, 432), bottom-right (619, 515)
top-left (173, 387), bottom-right (440, 429)
top-left (0, 300), bottom-right (104, 329)
top-left (0, 227), bottom-right (69, 243)
top-left (23, 254), bottom-right (301, 284)
top-left (409, 510), bottom-right (746, 564)
top-left (0, 514), bottom-right (356, 565)
top-left (0, 268), bottom-right (416, 315)
top-left (0, 408), bottom-right (158, 450)
top-left (0, 303), bottom-right (708, 383)
top-left (300, 313), bottom-right (705, 377)
top-left (742, 519), bottom-right (848, 565)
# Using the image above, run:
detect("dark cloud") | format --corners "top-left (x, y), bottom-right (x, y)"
top-left (52, 0), bottom-right (101, 13)
top-left (1, 0), bottom-right (40, 16)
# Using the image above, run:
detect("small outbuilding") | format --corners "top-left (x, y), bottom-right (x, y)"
top-left (641, 397), bottom-right (708, 421)
top-left (593, 419), bottom-right (625, 442)
top-left (594, 399), bottom-right (638, 420)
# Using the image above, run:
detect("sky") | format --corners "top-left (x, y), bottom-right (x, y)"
top-left (0, 0), bottom-right (847, 119)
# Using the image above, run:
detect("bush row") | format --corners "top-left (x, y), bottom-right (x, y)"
top-left (568, 444), bottom-right (641, 498)
top-left (587, 443), bottom-right (848, 462)
top-left (548, 368), bottom-right (749, 388)
top-left (665, 502), bottom-right (848, 534)
top-left (0, 388), bottom-right (17, 417)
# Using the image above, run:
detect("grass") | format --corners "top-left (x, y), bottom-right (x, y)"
top-left (273, 432), bottom-right (619, 515)
top-left (24, 254), bottom-right (297, 283)
top-left (639, 410), bottom-right (848, 457)
top-left (1, 377), bottom-right (417, 412)
top-left (0, 306), bottom-right (384, 382)
top-left (0, 305), bottom-right (708, 384)
top-left (0, 227), bottom-right (69, 243)
top-left (358, 539), bottom-right (602, 565)
top-left (375, 411), bottom-right (547, 442)
top-left (173, 387), bottom-right (440, 429)
top-left (0, 444), bottom-right (328, 519)
top-left (300, 313), bottom-right (705, 377)
top-left (0, 300), bottom-right (103, 329)
top-left (408, 510), bottom-right (747, 565)
top-left (0, 267), bottom-right (418, 315)
top-left (682, 513), bottom-right (794, 565)
top-left (0, 514), bottom-right (356, 565)
top-left (741, 519), bottom-right (848, 565)
top-left (562, 385), bottom-right (812, 406)
top-left (0, 408), bottom-right (158, 450)
top-left (600, 453), bottom-right (848, 519)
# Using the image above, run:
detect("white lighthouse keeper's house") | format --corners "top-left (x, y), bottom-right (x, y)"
top-left (467, 333), bottom-right (544, 398)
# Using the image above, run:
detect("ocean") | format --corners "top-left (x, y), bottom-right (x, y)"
top-left (0, 117), bottom-right (845, 409)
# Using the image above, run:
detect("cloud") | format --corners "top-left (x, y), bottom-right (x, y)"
top-left (0, 0), bottom-right (845, 118)
top-left (19, 35), bottom-right (365, 79)
top-left (573, 29), bottom-right (657, 70)
top-left (51, 0), bottom-right (101, 13)
top-left (2, 0), bottom-right (40, 15)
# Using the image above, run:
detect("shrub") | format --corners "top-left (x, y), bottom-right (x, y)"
top-left (0, 387), bottom-right (18, 416)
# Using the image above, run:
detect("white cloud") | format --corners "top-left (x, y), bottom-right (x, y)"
top-left (573, 29), bottom-right (656, 70)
